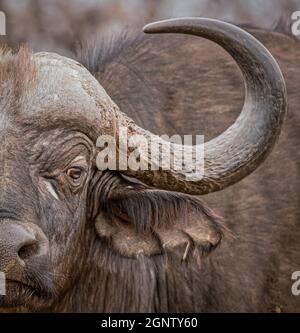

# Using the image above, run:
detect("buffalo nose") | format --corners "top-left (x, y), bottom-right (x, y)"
top-left (0, 223), bottom-right (48, 275)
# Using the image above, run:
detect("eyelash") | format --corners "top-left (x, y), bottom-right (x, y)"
top-left (66, 166), bottom-right (84, 180)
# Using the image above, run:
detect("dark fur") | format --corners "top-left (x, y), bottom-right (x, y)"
top-left (77, 28), bottom-right (300, 312)
top-left (0, 25), bottom-right (299, 312)
top-left (102, 181), bottom-right (221, 233)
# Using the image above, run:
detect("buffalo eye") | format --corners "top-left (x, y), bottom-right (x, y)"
top-left (66, 167), bottom-right (83, 180)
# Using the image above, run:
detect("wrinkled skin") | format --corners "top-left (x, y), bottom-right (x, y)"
top-left (0, 26), bottom-right (299, 312)
top-left (0, 125), bottom-right (94, 309)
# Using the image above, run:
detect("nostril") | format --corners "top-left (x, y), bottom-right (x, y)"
top-left (0, 224), bottom-right (49, 263)
top-left (18, 241), bottom-right (39, 260)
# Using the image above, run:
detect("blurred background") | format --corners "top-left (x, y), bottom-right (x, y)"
top-left (0, 0), bottom-right (299, 56)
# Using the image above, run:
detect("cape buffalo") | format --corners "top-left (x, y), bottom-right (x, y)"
top-left (0, 17), bottom-right (299, 312)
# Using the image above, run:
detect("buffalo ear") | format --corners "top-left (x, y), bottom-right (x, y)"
top-left (94, 176), bottom-right (226, 259)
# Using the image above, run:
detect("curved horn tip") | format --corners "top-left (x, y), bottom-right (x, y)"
top-left (143, 17), bottom-right (219, 34)
top-left (143, 22), bottom-right (156, 33)
top-left (143, 18), bottom-right (181, 33)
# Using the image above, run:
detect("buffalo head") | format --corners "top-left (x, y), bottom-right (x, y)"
top-left (0, 18), bottom-right (286, 311)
